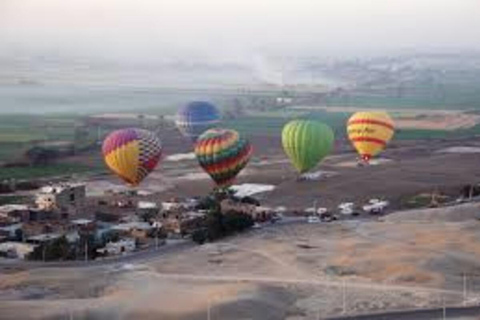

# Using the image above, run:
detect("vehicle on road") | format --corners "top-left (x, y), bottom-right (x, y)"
top-left (338, 202), bottom-right (359, 216)
top-left (307, 215), bottom-right (321, 224)
top-left (363, 199), bottom-right (389, 214)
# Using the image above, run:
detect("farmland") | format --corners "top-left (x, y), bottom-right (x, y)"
top-left (1, 89), bottom-right (480, 182)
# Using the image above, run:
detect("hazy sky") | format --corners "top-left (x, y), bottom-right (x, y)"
top-left (1, 0), bottom-right (480, 62)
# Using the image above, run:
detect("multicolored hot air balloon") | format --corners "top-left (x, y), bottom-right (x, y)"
top-left (347, 111), bottom-right (395, 163)
top-left (282, 120), bottom-right (334, 173)
top-left (175, 101), bottom-right (221, 142)
top-left (194, 128), bottom-right (252, 187)
top-left (102, 128), bottom-right (162, 186)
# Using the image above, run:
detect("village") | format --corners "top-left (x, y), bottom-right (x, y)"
top-left (0, 181), bottom-right (283, 261)
top-left (0, 179), bottom-right (393, 262)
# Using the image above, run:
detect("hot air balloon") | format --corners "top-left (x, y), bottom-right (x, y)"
top-left (346, 111), bottom-right (394, 163)
top-left (175, 101), bottom-right (221, 142)
top-left (194, 128), bottom-right (252, 187)
top-left (102, 128), bottom-right (162, 186)
top-left (282, 120), bottom-right (334, 174)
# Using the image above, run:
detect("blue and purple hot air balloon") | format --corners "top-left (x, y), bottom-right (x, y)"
top-left (175, 101), bottom-right (221, 142)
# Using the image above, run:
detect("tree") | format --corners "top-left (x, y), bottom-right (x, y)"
top-left (28, 236), bottom-right (72, 261)
top-left (14, 228), bottom-right (23, 242)
top-left (223, 211), bottom-right (254, 234)
top-left (192, 229), bottom-right (208, 245)
top-left (196, 196), bottom-right (218, 211)
top-left (205, 209), bottom-right (225, 241)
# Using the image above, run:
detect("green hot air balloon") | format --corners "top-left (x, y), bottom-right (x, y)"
top-left (282, 120), bottom-right (334, 173)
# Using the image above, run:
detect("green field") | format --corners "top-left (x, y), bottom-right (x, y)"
top-left (226, 109), bottom-right (480, 142)
top-left (0, 163), bottom-right (104, 180)
top-left (0, 104), bottom-right (478, 181)
top-left (0, 114), bottom-right (79, 162)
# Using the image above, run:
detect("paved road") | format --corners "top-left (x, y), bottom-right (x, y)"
top-left (327, 305), bottom-right (480, 320)
top-left (0, 217), bottom-right (306, 270)
top-left (0, 240), bottom-right (194, 270)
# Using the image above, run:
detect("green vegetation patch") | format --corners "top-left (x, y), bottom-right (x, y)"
top-left (0, 163), bottom-right (103, 180)
top-left (227, 110), bottom-right (480, 141)
top-left (0, 195), bottom-right (29, 206)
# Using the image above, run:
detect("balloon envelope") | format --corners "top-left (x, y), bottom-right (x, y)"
top-left (195, 128), bottom-right (252, 187)
top-left (282, 120), bottom-right (334, 173)
top-left (346, 111), bottom-right (395, 162)
top-left (176, 101), bottom-right (221, 142)
top-left (102, 128), bottom-right (162, 186)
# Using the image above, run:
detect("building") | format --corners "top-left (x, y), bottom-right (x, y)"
top-left (70, 219), bottom-right (96, 232)
top-left (136, 201), bottom-right (159, 221)
top-left (35, 183), bottom-right (86, 216)
top-left (110, 222), bottom-right (158, 240)
top-left (162, 212), bottom-right (205, 236)
top-left (0, 205), bottom-right (29, 225)
top-left (0, 242), bottom-right (36, 259)
top-left (26, 233), bottom-right (62, 245)
top-left (161, 198), bottom-right (198, 214)
top-left (221, 199), bottom-right (256, 215)
top-left (96, 238), bottom-right (136, 256)
top-left (220, 199), bottom-right (273, 222)
top-left (0, 223), bottom-right (22, 240)
top-left (161, 201), bottom-right (184, 213)
top-left (22, 221), bottom-right (69, 239)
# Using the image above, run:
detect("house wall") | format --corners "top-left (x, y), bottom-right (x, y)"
top-left (36, 185), bottom-right (86, 215)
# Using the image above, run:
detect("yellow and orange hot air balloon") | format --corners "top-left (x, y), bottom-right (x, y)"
top-left (346, 111), bottom-right (395, 163)
top-left (102, 128), bottom-right (162, 186)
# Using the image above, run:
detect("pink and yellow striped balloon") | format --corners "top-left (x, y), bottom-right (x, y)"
top-left (102, 128), bottom-right (162, 186)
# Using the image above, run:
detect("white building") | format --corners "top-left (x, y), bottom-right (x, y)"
top-left (0, 242), bottom-right (36, 259)
top-left (97, 238), bottom-right (136, 256)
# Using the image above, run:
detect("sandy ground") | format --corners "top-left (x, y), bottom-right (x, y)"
top-left (4, 115), bottom-right (480, 318)
top-left (437, 146), bottom-right (480, 154)
top-left (3, 205), bottom-right (480, 319)
top-left (83, 138), bottom-right (480, 213)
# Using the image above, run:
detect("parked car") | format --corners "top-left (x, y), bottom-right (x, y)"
top-left (363, 199), bottom-right (389, 214)
top-left (307, 215), bottom-right (321, 224)
top-left (320, 212), bottom-right (338, 222)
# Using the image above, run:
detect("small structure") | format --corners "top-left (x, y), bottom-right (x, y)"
top-left (0, 223), bottom-right (22, 239)
top-left (70, 219), bottom-right (96, 233)
top-left (95, 211), bottom-right (125, 223)
top-left (0, 242), bottom-right (36, 259)
top-left (22, 221), bottom-right (69, 239)
top-left (35, 183), bottom-right (86, 216)
top-left (0, 205), bottom-right (29, 224)
top-left (163, 212), bottom-right (205, 236)
top-left (3, 207), bottom-right (59, 223)
top-left (221, 199), bottom-right (256, 215)
top-left (111, 222), bottom-right (157, 239)
top-left (26, 233), bottom-right (62, 245)
top-left (96, 238), bottom-right (136, 256)
top-left (220, 199), bottom-right (274, 221)
top-left (137, 201), bottom-right (160, 221)
top-left (70, 219), bottom-right (94, 227)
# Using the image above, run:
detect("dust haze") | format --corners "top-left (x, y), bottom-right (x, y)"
top-left (1, 0), bottom-right (480, 62)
